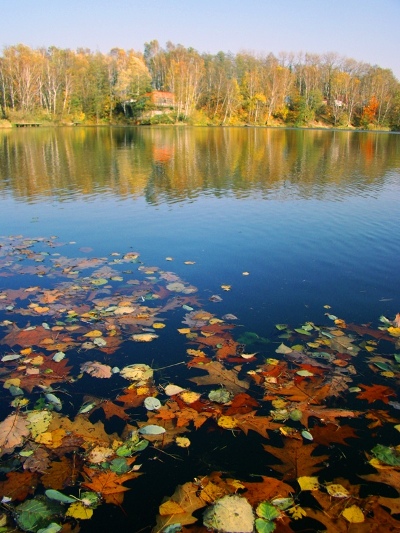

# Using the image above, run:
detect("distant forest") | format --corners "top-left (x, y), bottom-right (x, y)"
top-left (1, 41), bottom-right (399, 129)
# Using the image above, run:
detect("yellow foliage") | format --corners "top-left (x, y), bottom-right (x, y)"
top-left (287, 505), bottom-right (307, 520)
top-left (84, 330), bottom-right (103, 338)
top-left (175, 437), bottom-right (191, 448)
top-left (217, 416), bottom-right (238, 430)
top-left (342, 504), bottom-right (364, 523)
top-left (297, 476), bottom-right (319, 491)
top-left (66, 502), bottom-right (94, 520)
top-left (387, 327), bottom-right (400, 337)
top-left (325, 483), bottom-right (350, 498)
top-left (153, 323), bottom-right (166, 329)
top-left (159, 500), bottom-right (185, 515)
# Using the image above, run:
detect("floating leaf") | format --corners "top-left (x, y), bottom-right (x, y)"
top-left (132, 333), bottom-right (158, 342)
top-left (45, 489), bottom-right (75, 504)
top-left (255, 519), bottom-right (276, 533)
top-left (165, 384), bottom-right (186, 396)
top-left (297, 476), bottom-right (319, 491)
top-left (66, 501), bottom-right (93, 519)
top-left (144, 397), bottom-right (162, 410)
top-left (325, 483), bottom-right (350, 498)
top-left (139, 424), bottom-right (166, 435)
top-left (175, 437), bottom-right (191, 448)
top-left (203, 495), bottom-right (254, 533)
top-left (256, 501), bottom-right (280, 521)
top-left (80, 361), bottom-right (112, 379)
top-left (342, 504), bottom-right (364, 523)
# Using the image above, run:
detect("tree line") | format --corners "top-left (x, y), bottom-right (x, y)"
top-left (1, 41), bottom-right (399, 129)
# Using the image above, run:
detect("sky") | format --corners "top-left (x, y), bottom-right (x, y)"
top-left (2, 0), bottom-right (400, 79)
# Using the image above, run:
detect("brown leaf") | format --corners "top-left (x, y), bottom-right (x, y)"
top-left (241, 476), bottom-right (293, 506)
top-left (311, 423), bottom-right (358, 446)
top-left (356, 383), bottom-right (396, 404)
top-left (360, 469), bottom-right (400, 493)
top-left (188, 361), bottom-right (249, 395)
top-left (0, 471), bottom-right (38, 501)
top-left (41, 456), bottom-right (78, 489)
top-left (264, 439), bottom-right (329, 479)
top-left (234, 411), bottom-right (281, 439)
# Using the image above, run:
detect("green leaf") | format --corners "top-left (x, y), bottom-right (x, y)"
top-left (15, 498), bottom-right (61, 532)
top-left (256, 501), bottom-right (280, 521)
top-left (271, 497), bottom-right (295, 510)
top-left (37, 524), bottom-right (62, 533)
top-left (255, 518), bottom-right (276, 533)
top-left (45, 489), bottom-right (75, 504)
top-left (372, 444), bottom-right (400, 466)
top-left (109, 457), bottom-right (130, 474)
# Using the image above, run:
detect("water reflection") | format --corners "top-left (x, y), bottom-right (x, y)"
top-left (0, 127), bottom-right (399, 204)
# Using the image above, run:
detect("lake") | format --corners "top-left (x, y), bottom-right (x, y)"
top-left (1, 126), bottom-right (400, 532)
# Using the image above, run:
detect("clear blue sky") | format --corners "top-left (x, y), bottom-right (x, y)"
top-left (3, 0), bottom-right (399, 79)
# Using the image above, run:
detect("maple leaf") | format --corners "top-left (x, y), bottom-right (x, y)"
top-left (310, 422), bottom-right (358, 446)
top-left (0, 471), bottom-right (38, 502)
top-left (0, 412), bottom-right (30, 455)
top-left (188, 361), bottom-right (250, 395)
top-left (295, 403), bottom-right (359, 428)
top-left (263, 440), bottom-right (329, 480)
top-left (356, 383), bottom-right (396, 404)
top-left (82, 466), bottom-right (141, 503)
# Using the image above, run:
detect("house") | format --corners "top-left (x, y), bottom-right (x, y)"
top-left (149, 91), bottom-right (175, 108)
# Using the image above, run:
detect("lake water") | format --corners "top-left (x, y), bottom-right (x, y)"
top-left (1, 126), bottom-right (400, 532)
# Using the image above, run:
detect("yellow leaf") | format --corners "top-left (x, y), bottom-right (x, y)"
top-left (3, 378), bottom-right (21, 389)
top-left (20, 348), bottom-right (32, 355)
top-left (307, 342), bottom-right (321, 348)
top-left (325, 483), bottom-right (350, 498)
top-left (388, 327), bottom-right (400, 337)
top-left (187, 349), bottom-right (207, 357)
top-left (272, 398), bottom-right (287, 409)
top-left (178, 328), bottom-right (191, 334)
top-left (66, 502), bottom-right (94, 520)
top-left (159, 500), bottom-right (185, 515)
top-left (364, 345), bottom-right (375, 352)
top-left (180, 391), bottom-right (201, 404)
top-left (84, 330), bottom-right (103, 338)
top-left (265, 358), bottom-right (279, 365)
top-left (297, 476), bottom-right (319, 491)
top-left (175, 436), bottom-right (191, 448)
top-left (242, 272), bottom-right (250, 276)
top-left (136, 386), bottom-right (150, 396)
top-left (221, 285), bottom-right (231, 291)
top-left (29, 356), bottom-right (44, 366)
top-left (342, 504), bottom-right (364, 523)
top-left (33, 306), bottom-right (50, 314)
top-left (381, 371), bottom-right (395, 378)
top-left (153, 323), bottom-right (166, 329)
top-left (209, 318), bottom-right (223, 324)
top-left (288, 505), bottom-right (307, 520)
top-left (184, 261), bottom-right (196, 265)
top-left (217, 416), bottom-right (238, 430)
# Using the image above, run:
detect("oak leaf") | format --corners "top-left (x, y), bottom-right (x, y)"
top-left (310, 423), bottom-right (358, 446)
top-left (263, 439), bottom-right (329, 479)
top-left (356, 383), bottom-right (396, 404)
